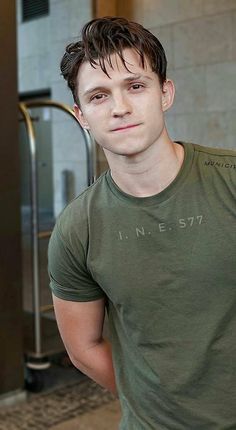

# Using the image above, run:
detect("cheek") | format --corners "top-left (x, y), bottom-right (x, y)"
top-left (86, 115), bottom-right (106, 141)
top-left (139, 92), bottom-right (163, 113)
top-left (142, 106), bottom-right (164, 128)
top-left (84, 105), bottom-right (107, 126)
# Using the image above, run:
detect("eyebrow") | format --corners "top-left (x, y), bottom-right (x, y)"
top-left (82, 74), bottom-right (153, 98)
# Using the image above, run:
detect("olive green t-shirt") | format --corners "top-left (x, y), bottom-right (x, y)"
top-left (48, 142), bottom-right (236, 429)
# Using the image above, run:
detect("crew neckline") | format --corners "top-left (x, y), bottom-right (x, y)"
top-left (105, 142), bottom-right (194, 207)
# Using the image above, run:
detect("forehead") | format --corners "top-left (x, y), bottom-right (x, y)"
top-left (77, 48), bottom-right (153, 94)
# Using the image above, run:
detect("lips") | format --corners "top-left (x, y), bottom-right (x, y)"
top-left (111, 123), bottom-right (141, 132)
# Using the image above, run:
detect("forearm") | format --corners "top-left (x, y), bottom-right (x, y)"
top-left (68, 337), bottom-right (117, 395)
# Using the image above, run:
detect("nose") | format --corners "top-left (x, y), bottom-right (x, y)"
top-left (111, 92), bottom-right (132, 117)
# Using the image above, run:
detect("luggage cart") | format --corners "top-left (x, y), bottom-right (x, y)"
top-left (19, 100), bottom-right (96, 391)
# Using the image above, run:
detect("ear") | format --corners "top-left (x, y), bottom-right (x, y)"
top-left (161, 79), bottom-right (175, 112)
top-left (74, 104), bottom-right (90, 130)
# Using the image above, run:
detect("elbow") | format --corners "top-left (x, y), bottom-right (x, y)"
top-left (65, 346), bottom-right (95, 374)
top-left (62, 337), bottom-right (105, 374)
top-left (66, 349), bottom-right (86, 371)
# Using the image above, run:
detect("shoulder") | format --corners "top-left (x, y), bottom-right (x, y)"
top-left (185, 143), bottom-right (236, 191)
top-left (192, 144), bottom-right (236, 178)
top-left (180, 142), bottom-right (236, 175)
top-left (54, 171), bottom-right (109, 246)
top-left (192, 143), bottom-right (236, 161)
top-left (58, 171), bottom-right (108, 224)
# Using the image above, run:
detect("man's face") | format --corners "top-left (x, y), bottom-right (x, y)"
top-left (75, 48), bottom-right (174, 159)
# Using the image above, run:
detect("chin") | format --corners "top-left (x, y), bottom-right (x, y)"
top-left (113, 146), bottom-right (149, 157)
top-left (102, 137), bottom-right (151, 157)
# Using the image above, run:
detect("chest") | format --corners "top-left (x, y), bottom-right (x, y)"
top-left (87, 189), bottom-right (236, 309)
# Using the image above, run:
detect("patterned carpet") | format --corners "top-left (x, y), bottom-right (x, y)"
top-left (0, 379), bottom-right (115, 430)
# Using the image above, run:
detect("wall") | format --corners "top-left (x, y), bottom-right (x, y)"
top-left (131, 0), bottom-right (236, 149)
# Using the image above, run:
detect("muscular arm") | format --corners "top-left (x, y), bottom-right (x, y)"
top-left (52, 294), bottom-right (117, 395)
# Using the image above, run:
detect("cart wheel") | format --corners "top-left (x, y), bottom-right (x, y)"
top-left (24, 367), bottom-right (44, 393)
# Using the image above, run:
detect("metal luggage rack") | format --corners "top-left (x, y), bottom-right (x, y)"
top-left (19, 100), bottom-right (96, 391)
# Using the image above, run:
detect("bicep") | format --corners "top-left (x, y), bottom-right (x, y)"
top-left (52, 294), bottom-right (106, 355)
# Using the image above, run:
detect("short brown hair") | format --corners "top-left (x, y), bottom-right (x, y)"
top-left (60, 16), bottom-right (167, 105)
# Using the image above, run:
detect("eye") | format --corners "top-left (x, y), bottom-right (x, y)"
top-left (90, 93), bottom-right (107, 102)
top-left (130, 83), bottom-right (144, 91)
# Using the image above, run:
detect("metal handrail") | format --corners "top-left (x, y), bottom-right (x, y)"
top-left (19, 100), bottom-right (96, 359)
top-left (24, 99), bottom-right (96, 186)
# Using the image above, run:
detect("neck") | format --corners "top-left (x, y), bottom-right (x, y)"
top-left (104, 136), bottom-right (185, 197)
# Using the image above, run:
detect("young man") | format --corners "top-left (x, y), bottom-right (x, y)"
top-left (48, 17), bottom-right (236, 429)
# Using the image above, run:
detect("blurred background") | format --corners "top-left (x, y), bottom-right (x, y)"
top-left (0, 0), bottom-right (236, 428)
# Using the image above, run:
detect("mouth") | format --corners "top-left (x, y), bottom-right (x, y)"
top-left (111, 123), bottom-right (141, 132)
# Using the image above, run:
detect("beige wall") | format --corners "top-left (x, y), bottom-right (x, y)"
top-left (95, 0), bottom-right (236, 175)
top-left (128, 0), bottom-right (236, 149)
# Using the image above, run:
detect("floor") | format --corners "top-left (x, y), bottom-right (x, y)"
top-left (0, 359), bottom-right (121, 430)
top-left (0, 210), bottom-right (121, 429)
top-left (51, 400), bottom-right (121, 430)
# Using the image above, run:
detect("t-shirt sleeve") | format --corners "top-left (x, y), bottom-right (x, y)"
top-left (48, 223), bottom-right (105, 302)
